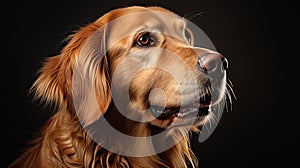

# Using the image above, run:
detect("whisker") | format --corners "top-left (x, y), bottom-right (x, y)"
top-left (227, 79), bottom-right (234, 88)
top-left (225, 79), bottom-right (236, 112)
top-left (226, 98), bottom-right (231, 112)
top-left (183, 10), bottom-right (207, 21)
top-left (226, 82), bottom-right (236, 100)
top-left (222, 98), bottom-right (227, 115)
top-left (210, 112), bottom-right (217, 126)
top-left (225, 89), bottom-right (232, 112)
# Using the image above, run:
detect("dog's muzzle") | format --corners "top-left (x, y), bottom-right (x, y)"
top-left (150, 52), bottom-right (228, 120)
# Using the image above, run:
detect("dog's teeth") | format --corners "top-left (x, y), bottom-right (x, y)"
top-left (177, 113), bottom-right (183, 117)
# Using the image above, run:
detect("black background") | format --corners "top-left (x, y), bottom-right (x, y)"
top-left (2, 0), bottom-right (292, 167)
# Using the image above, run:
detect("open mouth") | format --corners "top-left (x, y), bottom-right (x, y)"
top-left (149, 94), bottom-right (212, 120)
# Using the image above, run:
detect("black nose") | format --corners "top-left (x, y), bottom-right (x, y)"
top-left (197, 53), bottom-right (228, 72)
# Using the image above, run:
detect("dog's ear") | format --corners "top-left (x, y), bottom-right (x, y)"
top-left (32, 21), bottom-right (112, 126)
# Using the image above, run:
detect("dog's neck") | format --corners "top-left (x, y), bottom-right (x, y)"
top-left (10, 105), bottom-right (196, 167)
top-left (87, 103), bottom-right (196, 167)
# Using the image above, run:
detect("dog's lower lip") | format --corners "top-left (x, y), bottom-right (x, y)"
top-left (150, 102), bottom-right (211, 120)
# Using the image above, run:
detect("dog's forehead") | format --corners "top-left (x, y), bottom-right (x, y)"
top-left (106, 6), bottom-right (186, 29)
top-left (105, 10), bottom-right (186, 47)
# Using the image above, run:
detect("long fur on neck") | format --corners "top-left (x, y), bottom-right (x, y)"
top-left (9, 106), bottom-right (197, 168)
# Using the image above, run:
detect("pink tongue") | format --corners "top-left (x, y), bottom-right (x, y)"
top-left (176, 107), bottom-right (198, 117)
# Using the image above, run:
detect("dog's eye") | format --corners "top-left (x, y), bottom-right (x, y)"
top-left (136, 33), bottom-right (154, 47)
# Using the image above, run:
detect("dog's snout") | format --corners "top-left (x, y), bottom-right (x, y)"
top-left (197, 53), bottom-right (228, 72)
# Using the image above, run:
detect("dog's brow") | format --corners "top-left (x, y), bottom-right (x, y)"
top-left (133, 23), bottom-right (164, 34)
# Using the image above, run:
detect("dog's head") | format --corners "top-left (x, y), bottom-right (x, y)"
top-left (104, 7), bottom-right (229, 130)
top-left (33, 5), bottom-right (230, 148)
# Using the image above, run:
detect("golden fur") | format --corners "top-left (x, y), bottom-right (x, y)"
top-left (9, 6), bottom-right (229, 168)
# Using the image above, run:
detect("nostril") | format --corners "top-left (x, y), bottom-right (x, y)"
top-left (222, 57), bottom-right (229, 70)
top-left (197, 53), bottom-right (228, 72)
top-left (197, 58), bottom-right (206, 71)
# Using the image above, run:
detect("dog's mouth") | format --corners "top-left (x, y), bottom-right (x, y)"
top-left (149, 94), bottom-right (212, 120)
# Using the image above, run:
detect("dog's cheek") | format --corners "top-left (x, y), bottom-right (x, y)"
top-left (128, 80), bottom-right (151, 111)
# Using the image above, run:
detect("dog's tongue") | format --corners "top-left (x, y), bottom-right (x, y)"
top-left (175, 106), bottom-right (198, 118)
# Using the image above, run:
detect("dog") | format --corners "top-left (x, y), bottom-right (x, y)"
top-left (9, 6), bottom-right (232, 168)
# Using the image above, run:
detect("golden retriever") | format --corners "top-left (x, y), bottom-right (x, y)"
top-left (9, 6), bottom-right (232, 168)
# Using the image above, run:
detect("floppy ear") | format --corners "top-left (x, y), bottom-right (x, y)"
top-left (32, 21), bottom-right (112, 126)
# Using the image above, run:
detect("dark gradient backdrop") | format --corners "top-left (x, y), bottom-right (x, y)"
top-left (2, 0), bottom-right (291, 167)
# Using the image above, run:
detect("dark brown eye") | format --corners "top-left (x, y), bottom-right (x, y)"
top-left (136, 33), bottom-right (154, 47)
